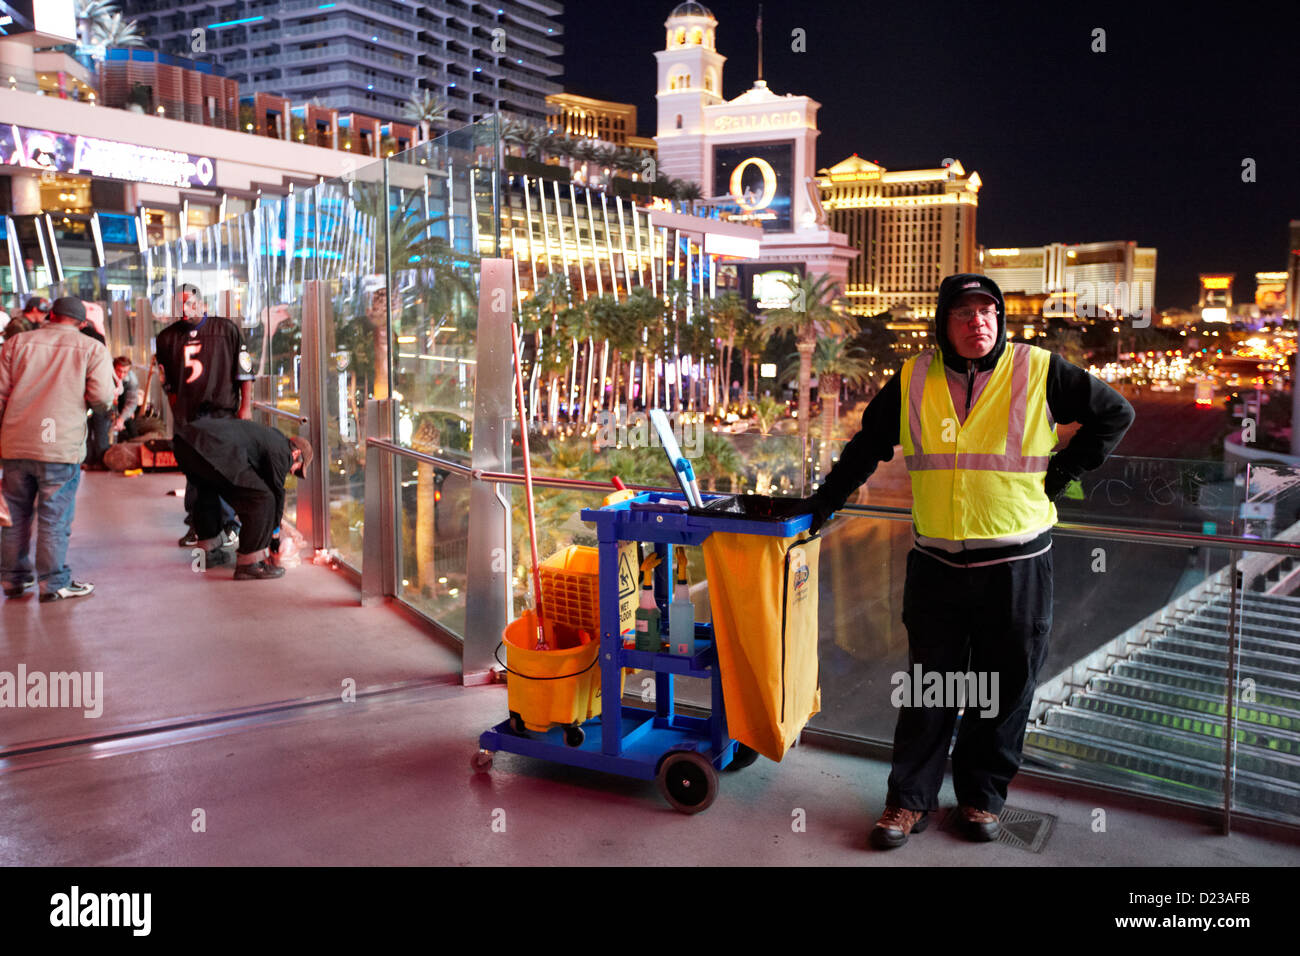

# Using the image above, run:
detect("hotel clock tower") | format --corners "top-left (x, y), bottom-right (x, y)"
top-left (654, 2), bottom-right (726, 188)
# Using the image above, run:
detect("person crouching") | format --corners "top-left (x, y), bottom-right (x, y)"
top-left (171, 418), bottom-right (313, 580)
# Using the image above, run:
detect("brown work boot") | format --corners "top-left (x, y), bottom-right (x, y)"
top-left (957, 805), bottom-right (1000, 842)
top-left (869, 805), bottom-right (930, 849)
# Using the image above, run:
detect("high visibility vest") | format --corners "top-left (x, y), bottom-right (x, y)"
top-left (899, 342), bottom-right (1058, 540)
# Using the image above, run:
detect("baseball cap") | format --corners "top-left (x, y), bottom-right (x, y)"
top-left (23, 296), bottom-right (51, 314)
top-left (51, 296), bottom-right (86, 323)
top-left (941, 274), bottom-right (1002, 306)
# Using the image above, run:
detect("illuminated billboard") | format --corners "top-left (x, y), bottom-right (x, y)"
top-left (0, 1), bottom-right (77, 42)
top-left (737, 261), bottom-right (805, 312)
top-left (0, 124), bottom-right (217, 189)
top-left (713, 141), bottom-right (793, 233)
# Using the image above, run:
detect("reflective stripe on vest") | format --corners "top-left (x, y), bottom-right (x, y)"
top-left (899, 343), bottom-right (1058, 540)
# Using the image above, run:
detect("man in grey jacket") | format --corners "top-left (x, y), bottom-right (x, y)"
top-left (0, 296), bottom-right (115, 601)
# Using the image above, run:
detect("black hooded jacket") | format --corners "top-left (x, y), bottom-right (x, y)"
top-left (808, 273), bottom-right (1135, 564)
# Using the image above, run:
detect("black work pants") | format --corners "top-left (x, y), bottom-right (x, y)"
top-left (86, 409), bottom-right (111, 467)
top-left (887, 547), bottom-right (1054, 815)
top-left (172, 439), bottom-right (277, 557)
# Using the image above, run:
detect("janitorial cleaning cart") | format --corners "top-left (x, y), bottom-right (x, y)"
top-left (473, 491), bottom-right (822, 814)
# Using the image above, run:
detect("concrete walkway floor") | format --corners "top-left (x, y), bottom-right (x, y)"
top-left (1, 470), bottom-right (1297, 867)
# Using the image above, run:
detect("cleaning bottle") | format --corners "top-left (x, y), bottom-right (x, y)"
top-left (634, 551), bottom-right (663, 653)
top-left (669, 546), bottom-right (695, 657)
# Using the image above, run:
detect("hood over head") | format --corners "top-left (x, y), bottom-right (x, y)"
top-left (933, 273), bottom-right (1006, 373)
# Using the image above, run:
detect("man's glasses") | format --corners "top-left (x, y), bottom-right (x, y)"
top-left (950, 306), bottom-right (997, 322)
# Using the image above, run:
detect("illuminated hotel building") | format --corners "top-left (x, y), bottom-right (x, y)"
top-left (1198, 273), bottom-right (1234, 323)
top-left (545, 93), bottom-right (657, 154)
top-left (1255, 271), bottom-right (1287, 320)
top-left (817, 155), bottom-right (981, 323)
top-left (980, 241), bottom-right (1156, 319)
top-left (651, 3), bottom-right (856, 301)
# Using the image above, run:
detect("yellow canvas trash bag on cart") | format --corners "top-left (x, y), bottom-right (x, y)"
top-left (701, 532), bottom-right (821, 762)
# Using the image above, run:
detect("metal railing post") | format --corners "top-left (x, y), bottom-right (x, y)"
top-left (463, 258), bottom-right (516, 684)
top-left (361, 398), bottom-right (397, 606)
top-left (298, 278), bottom-right (330, 551)
top-left (1222, 548), bottom-right (1241, 836)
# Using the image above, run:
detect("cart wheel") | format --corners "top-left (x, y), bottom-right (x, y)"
top-left (656, 751), bottom-right (718, 814)
top-left (471, 750), bottom-right (494, 773)
top-left (508, 711), bottom-right (529, 736)
top-left (564, 723), bottom-right (586, 748)
top-left (726, 743), bottom-right (759, 772)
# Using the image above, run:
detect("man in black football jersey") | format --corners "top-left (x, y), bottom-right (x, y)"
top-left (155, 284), bottom-right (256, 547)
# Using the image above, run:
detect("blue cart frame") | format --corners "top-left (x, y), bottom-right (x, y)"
top-left (474, 491), bottom-right (811, 813)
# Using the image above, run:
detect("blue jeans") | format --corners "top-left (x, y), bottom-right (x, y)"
top-left (1, 459), bottom-right (83, 594)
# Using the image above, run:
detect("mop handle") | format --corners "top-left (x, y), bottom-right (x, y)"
top-left (510, 323), bottom-right (546, 638)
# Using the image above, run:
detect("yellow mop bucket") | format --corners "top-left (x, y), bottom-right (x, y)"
top-left (501, 609), bottom-right (615, 733)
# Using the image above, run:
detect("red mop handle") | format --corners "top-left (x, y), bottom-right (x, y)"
top-left (510, 323), bottom-right (546, 640)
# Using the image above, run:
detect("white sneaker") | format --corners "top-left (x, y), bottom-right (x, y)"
top-left (41, 581), bottom-right (95, 603)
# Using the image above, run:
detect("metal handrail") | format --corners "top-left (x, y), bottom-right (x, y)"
top-left (252, 401), bottom-right (308, 425)
top-left (364, 437), bottom-right (1300, 556)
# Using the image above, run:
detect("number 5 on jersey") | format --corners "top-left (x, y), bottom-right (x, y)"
top-left (183, 342), bottom-right (204, 383)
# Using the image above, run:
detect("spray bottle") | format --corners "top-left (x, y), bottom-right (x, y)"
top-left (634, 551), bottom-right (663, 653)
top-left (669, 546), bottom-right (695, 657)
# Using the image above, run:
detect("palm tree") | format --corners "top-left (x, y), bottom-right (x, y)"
top-left (402, 90), bottom-right (449, 142)
top-left (759, 273), bottom-right (856, 475)
top-left (76, 0), bottom-right (117, 46)
top-left (801, 338), bottom-right (874, 474)
top-left (705, 292), bottom-right (748, 415)
top-left (677, 180), bottom-right (704, 214)
top-left (752, 395), bottom-right (786, 437)
top-left (501, 119), bottom-right (530, 157)
top-left (734, 310), bottom-right (765, 413)
top-left (585, 294), bottom-right (627, 417)
top-left (693, 432), bottom-right (744, 492)
top-left (411, 416), bottom-right (441, 591)
top-left (619, 287), bottom-right (662, 410)
top-left (527, 271), bottom-right (571, 422)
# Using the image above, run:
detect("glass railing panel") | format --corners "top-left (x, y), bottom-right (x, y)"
top-left (396, 466), bottom-right (471, 638)
top-left (321, 161), bottom-right (388, 569)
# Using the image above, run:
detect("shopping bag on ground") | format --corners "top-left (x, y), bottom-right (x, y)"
top-left (702, 531), bottom-right (821, 761)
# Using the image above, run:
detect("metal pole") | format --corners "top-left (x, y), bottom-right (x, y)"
top-left (463, 258), bottom-right (516, 684)
top-left (298, 278), bottom-right (330, 552)
top-left (361, 397), bottom-right (397, 606)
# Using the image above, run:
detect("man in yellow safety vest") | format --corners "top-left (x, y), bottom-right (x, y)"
top-left (802, 273), bottom-right (1134, 849)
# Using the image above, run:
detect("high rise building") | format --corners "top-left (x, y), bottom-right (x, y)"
top-left (981, 241), bottom-right (1156, 319)
top-left (120, 0), bottom-right (564, 128)
top-left (816, 155), bottom-right (981, 320)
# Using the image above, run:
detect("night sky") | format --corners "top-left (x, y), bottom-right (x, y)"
top-left (558, 0), bottom-right (1300, 312)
